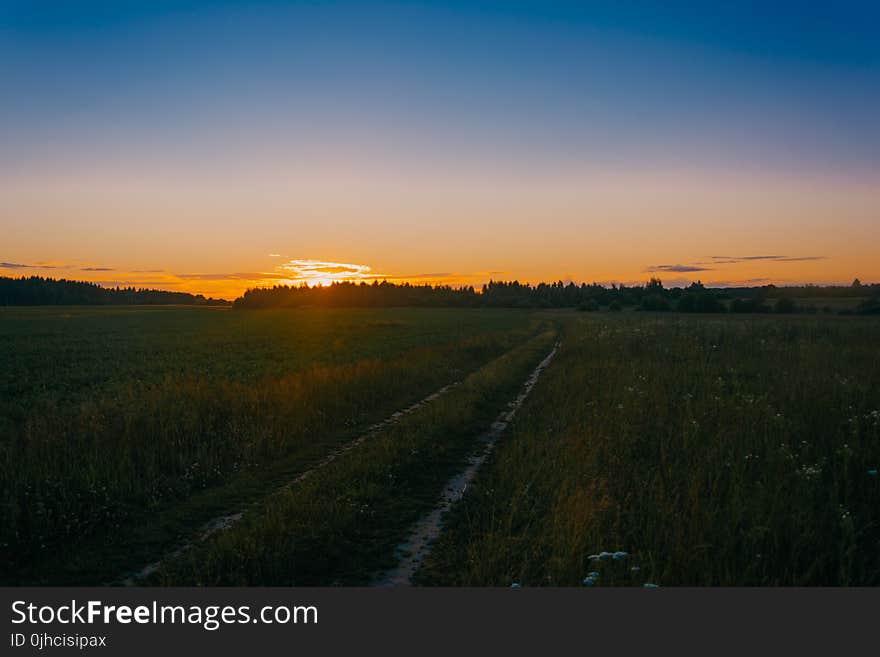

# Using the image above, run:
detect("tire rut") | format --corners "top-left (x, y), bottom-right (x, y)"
top-left (375, 341), bottom-right (560, 587)
top-left (115, 379), bottom-right (462, 585)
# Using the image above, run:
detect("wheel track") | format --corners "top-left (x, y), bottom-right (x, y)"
top-left (375, 341), bottom-right (560, 587)
top-left (115, 379), bottom-right (462, 585)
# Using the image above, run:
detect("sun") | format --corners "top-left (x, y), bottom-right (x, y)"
top-left (275, 259), bottom-right (380, 288)
top-left (303, 277), bottom-right (336, 288)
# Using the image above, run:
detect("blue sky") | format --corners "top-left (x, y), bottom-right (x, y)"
top-left (3, 1), bottom-right (878, 172)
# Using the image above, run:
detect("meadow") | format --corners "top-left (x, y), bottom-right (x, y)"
top-left (2, 307), bottom-right (879, 586)
top-left (0, 306), bottom-right (545, 584)
top-left (417, 314), bottom-right (880, 586)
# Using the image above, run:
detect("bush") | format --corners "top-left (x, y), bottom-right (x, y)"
top-left (775, 297), bottom-right (797, 314)
top-left (855, 297), bottom-right (880, 315)
top-left (731, 298), bottom-right (771, 313)
top-left (576, 299), bottom-right (600, 312)
top-left (640, 294), bottom-right (671, 312)
top-left (679, 293), bottom-right (725, 313)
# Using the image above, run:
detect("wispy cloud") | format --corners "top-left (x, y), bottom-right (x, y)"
top-left (176, 272), bottom-right (288, 281)
top-left (645, 255), bottom-right (828, 274)
top-left (706, 277), bottom-right (772, 287)
top-left (709, 255), bottom-right (827, 264)
top-left (309, 265), bottom-right (366, 274)
top-left (93, 280), bottom-right (180, 288)
top-left (1, 261), bottom-right (60, 269)
top-left (3, 260), bottom-right (112, 270)
top-left (645, 264), bottom-right (713, 273)
top-left (277, 259), bottom-right (379, 284)
top-left (408, 272), bottom-right (453, 279)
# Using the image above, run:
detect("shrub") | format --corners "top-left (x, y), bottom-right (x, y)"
top-left (640, 294), bottom-right (671, 312)
top-left (775, 297), bottom-right (797, 314)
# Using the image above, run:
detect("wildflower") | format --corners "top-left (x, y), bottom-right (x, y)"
top-left (599, 551), bottom-right (613, 559)
top-left (510, 583), bottom-right (521, 589)
top-left (868, 469), bottom-right (878, 476)
top-left (587, 571), bottom-right (599, 578)
top-left (630, 566), bottom-right (641, 572)
top-left (612, 551), bottom-right (629, 560)
top-left (587, 554), bottom-right (600, 561)
top-left (643, 583), bottom-right (659, 589)
top-left (582, 577), bottom-right (596, 586)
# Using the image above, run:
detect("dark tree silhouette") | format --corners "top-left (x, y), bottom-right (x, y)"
top-left (3, 274), bottom-right (876, 314)
top-left (0, 276), bottom-right (229, 306)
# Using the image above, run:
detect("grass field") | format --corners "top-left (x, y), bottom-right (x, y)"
top-left (0, 306), bottom-right (546, 584)
top-left (152, 330), bottom-right (557, 585)
top-left (2, 307), bottom-right (879, 586)
top-left (417, 314), bottom-right (880, 586)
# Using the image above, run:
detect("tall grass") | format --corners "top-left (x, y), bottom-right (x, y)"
top-left (0, 307), bottom-right (543, 583)
top-left (152, 331), bottom-right (558, 585)
top-left (418, 315), bottom-right (880, 586)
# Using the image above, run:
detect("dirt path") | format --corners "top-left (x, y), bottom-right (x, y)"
top-left (375, 341), bottom-right (560, 587)
top-left (116, 380), bottom-right (461, 585)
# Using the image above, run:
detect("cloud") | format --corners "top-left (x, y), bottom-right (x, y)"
top-left (268, 253), bottom-right (282, 258)
top-left (81, 267), bottom-right (114, 272)
top-left (176, 272), bottom-right (288, 281)
top-left (93, 280), bottom-right (181, 288)
top-left (277, 260), bottom-right (379, 283)
top-left (644, 264), bottom-right (714, 273)
top-left (705, 278), bottom-right (772, 287)
top-left (645, 255), bottom-right (828, 274)
top-left (709, 255), bottom-right (827, 264)
top-left (309, 265), bottom-right (365, 274)
top-left (1, 261), bottom-right (59, 269)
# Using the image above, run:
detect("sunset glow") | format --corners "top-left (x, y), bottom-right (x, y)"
top-left (2, 2), bottom-right (878, 300)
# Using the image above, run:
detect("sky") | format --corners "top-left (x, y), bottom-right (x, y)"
top-left (2, 1), bottom-right (878, 299)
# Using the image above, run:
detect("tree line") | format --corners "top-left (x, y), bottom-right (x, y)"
top-left (233, 278), bottom-right (880, 314)
top-left (3, 274), bottom-right (877, 314)
top-left (0, 276), bottom-right (229, 306)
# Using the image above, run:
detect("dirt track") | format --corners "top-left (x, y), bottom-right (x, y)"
top-left (376, 341), bottom-right (560, 587)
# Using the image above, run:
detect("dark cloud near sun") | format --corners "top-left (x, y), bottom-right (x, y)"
top-left (94, 280), bottom-right (181, 288)
top-left (310, 265), bottom-right (364, 274)
top-left (81, 267), bottom-right (114, 271)
top-left (176, 272), bottom-right (288, 281)
top-left (645, 264), bottom-right (714, 273)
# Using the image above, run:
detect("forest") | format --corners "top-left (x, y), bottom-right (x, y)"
top-left (2, 274), bottom-right (879, 314)
top-left (233, 278), bottom-right (880, 314)
top-left (0, 276), bottom-right (229, 306)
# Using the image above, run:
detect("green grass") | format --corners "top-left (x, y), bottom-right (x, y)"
top-left (151, 330), bottom-right (558, 585)
top-left (0, 306), bottom-right (545, 584)
top-left (0, 305), bottom-right (541, 416)
top-left (417, 313), bottom-right (880, 586)
top-left (5, 307), bottom-right (879, 587)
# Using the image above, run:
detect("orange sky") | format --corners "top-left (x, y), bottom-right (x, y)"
top-left (3, 165), bottom-right (878, 300)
